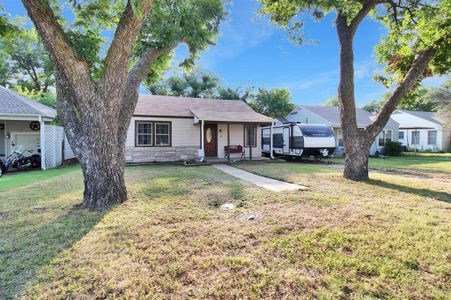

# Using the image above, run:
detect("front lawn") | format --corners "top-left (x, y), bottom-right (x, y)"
top-left (1, 163), bottom-right (450, 299)
top-left (333, 152), bottom-right (451, 173)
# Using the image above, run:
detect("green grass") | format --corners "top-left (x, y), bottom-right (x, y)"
top-left (333, 152), bottom-right (451, 173)
top-left (0, 164), bottom-right (80, 192)
top-left (1, 163), bottom-right (450, 299)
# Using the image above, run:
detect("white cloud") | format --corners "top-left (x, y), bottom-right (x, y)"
top-left (354, 59), bottom-right (381, 80)
top-left (279, 69), bottom-right (339, 91)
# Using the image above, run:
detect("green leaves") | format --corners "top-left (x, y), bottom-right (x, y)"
top-left (0, 25), bottom-right (55, 93)
top-left (375, 1), bottom-right (451, 83)
top-left (249, 87), bottom-right (295, 118)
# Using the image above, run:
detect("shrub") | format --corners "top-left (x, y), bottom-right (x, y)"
top-left (383, 141), bottom-right (403, 156)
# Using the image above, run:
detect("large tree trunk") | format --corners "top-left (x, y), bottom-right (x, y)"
top-left (56, 73), bottom-right (131, 209)
top-left (343, 136), bottom-right (372, 180)
top-left (336, 15), bottom-right (370, 180)
top-left (79, 143), bottom-right (127, 209)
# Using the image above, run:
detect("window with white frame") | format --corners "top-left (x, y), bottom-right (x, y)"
top-left (155, 122), bottom-right (171, 146)
top-left (398, 131), bottom-right (405, 140)
top-left (378, 130), bottom-right (386, 147)
top-left (411, 131), bottom-right (420, 145)
top-left (428, 130), bottom-right (437, 145)
top-left (244, 124), bottom-right (257, 147)
top-left (136, 121), bottom-right (153, 146)
top-left (386, 130), bottom-right (392, 143)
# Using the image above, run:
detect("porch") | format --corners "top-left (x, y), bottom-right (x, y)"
top-left (197, 120), bottom-right (274, 162)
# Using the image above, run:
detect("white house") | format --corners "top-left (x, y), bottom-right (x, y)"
top-left (391, 110), bottom-right (450, 152)
top-left (285, 105), bottom-right (400, 155)
top-left (0, 86), bottom-right (75, 169)
top-left (125, 95), bottom-right (273, 162)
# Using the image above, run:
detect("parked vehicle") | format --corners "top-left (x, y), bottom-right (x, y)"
top-left (262, 123), bottom-right (336, 159)
top-left (0, 146), bottom-right (41, 177)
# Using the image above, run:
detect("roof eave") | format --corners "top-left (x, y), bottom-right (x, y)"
top-left (0, 113), bottom-right (55, 121)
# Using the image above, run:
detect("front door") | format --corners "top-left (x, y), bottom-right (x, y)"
top-left (204, 124), bottom-right (217, 157)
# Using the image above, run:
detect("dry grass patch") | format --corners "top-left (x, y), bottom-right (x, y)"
top-left (1, 163), bottom-right (450, 299)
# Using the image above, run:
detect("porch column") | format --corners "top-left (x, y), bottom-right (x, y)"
top-left (200, 119), bottom-right (205, 160)
top-left (249, 125), bottom-right (252, 161)
top-left (227, 123), bottom-right (230, 162)
top-left (39, 115), bottom-right (46, 170)
top-left (270, 122), bottom-right (274, 159)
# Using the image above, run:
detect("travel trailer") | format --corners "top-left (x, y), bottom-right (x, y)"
top-left (262, 123), bottom-right (336, 158)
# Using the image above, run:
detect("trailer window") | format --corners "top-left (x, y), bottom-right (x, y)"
top-left (300, 126), bottom-right (333, 137)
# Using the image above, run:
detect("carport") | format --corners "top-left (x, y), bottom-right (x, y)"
top-left (0, 86), bottom-right (75, 169)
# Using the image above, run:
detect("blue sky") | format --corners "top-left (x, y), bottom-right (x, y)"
top-left (2, 0), bottom-right (444, 107)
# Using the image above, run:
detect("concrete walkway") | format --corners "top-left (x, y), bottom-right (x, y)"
top-left (213, 164), bottom-right (306, 192)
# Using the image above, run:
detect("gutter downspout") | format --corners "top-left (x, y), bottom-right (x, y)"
top-left (39, 115), bottom-right (46, 170)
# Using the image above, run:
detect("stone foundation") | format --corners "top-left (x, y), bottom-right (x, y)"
top-left (125, 146), bottom-right (199, 163)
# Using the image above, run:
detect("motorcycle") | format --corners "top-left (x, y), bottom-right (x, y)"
top-left (0, 146), bottom-right (41, 177)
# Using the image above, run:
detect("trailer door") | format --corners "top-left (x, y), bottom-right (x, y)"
top-left (283, 127), bottom-right (290, 153)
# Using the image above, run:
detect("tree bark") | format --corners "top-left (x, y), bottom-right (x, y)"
top-left (337, 13), bottom-right (368, 180)
top-left (79, 138), bottom-right (127, 209)
top-left (343, 135), bottom-right (372, 180)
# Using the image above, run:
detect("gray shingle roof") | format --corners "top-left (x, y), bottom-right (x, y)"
top-left (0, 86), bottom-right (56, 118)
top-left (300, 105), bottom-right (373, 126)
top-left (396, 110), bottom-right (444, 126)
top-left (135, 95), bottom-right (273, 123)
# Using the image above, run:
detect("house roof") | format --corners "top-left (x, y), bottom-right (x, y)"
top-left (299, 105), bottom-right (372, 126)
top-left (0, 86), bottom-right (56, 118)
top-left (394, 110), bottom-right (444, 126)
top-left (135, 95), bottom-right (273, 123)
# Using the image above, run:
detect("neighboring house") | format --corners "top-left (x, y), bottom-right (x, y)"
top-left (286, 105), bottom-right (399, 155)
top-left (125, 95), bottom-right (273, 162)
top-left (391, 110), bottom-right (450, 152)
top-left (0, 86), bottom-right (74, 169)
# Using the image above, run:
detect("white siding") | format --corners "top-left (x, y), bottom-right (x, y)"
top-left (390, 110), bottom-right (451, 151)
top-left (125, 117), bottom-right (265, 162)
top-left (126, 116), bottom-right (200, 148)
top-left (399, 128), bottom-right (449, 151)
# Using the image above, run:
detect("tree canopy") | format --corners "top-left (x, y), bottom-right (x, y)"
top-left (0, 24), bottom-right (55, 92)
top-left (423, 77), bottom-right (451, 128)
top-left (147, 69), bottom-right (295, 118)
top-left (249, 87), bottom-right (295, 119)
top-left (323, 96), bottom-right (339, 107)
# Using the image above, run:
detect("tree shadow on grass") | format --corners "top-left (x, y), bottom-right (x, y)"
top-left (0, 204), bottom-right (107, 299)
top-left (367, 179), bottom-right (451, 204)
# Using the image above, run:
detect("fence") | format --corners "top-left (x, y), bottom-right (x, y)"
top-left (42, 124), bottom-right (75, 169)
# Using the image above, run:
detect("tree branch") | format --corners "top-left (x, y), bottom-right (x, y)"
top-left (117, 47), bottom-right (170, 143)
top-left (365, 47), bottom-right (437, 141)
top-left (99, 0), bottom-right (154, 101)
top-left (21, 0), bottom-right (95, 101)
top-left (349, 0), bottom-right (381, 35)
